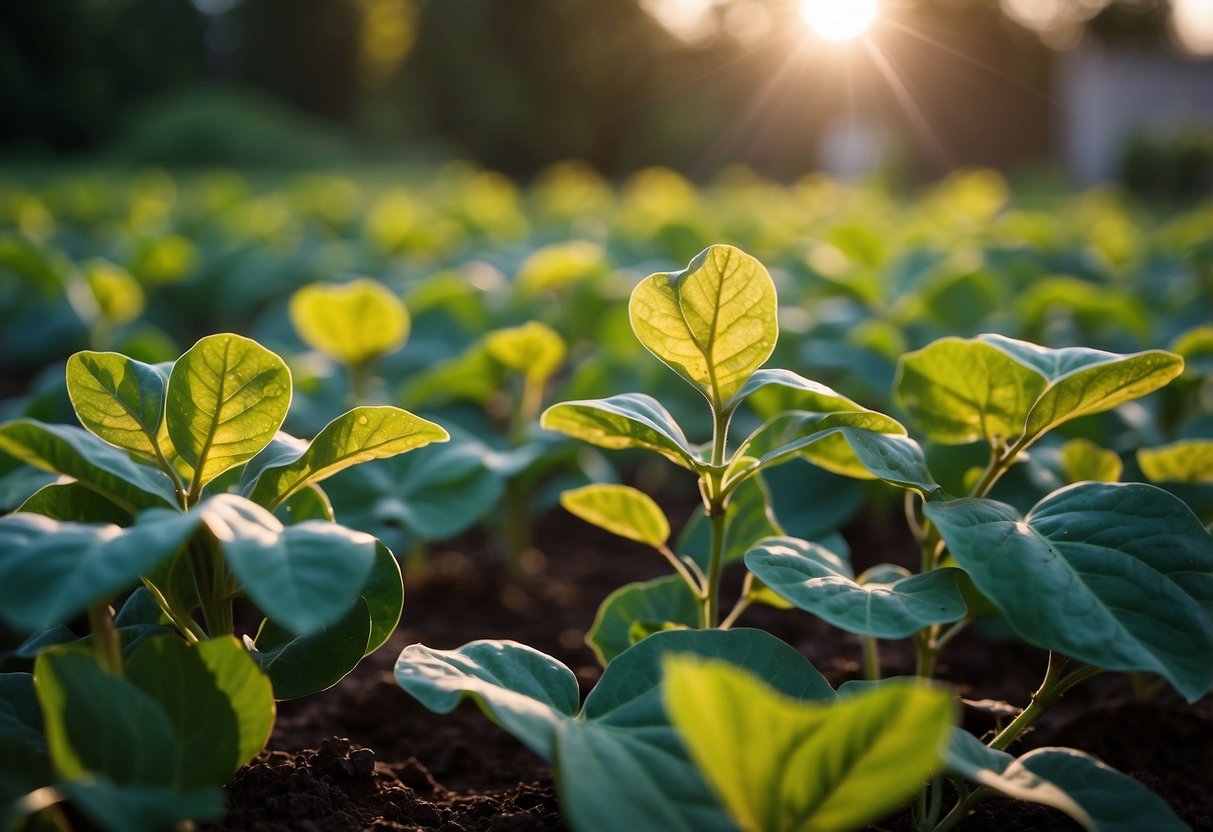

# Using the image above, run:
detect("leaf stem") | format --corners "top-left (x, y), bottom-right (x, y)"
top-left (932, 786), bottom-right (995, 832)
top-left (88, 602), bottom-right (123, 675)
top-left (988, 653), bottom-right (1103, 751)
top-left (141, 578), bottom-right (204, 643)
top-left (658, 543), bottom-right (705, 598)
top-left (720, 573), bottom-right (756, 629)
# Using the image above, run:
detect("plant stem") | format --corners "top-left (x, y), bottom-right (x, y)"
top-left (348, 359), bottom-right (373, 405)
top-left (915, 629), bottom-right (938, 679)
top-left (932, 786), bottom-right (995, 832)
top-left (141, 578), bottom-right (204, 643)
top-left (88, 602), bottom-right (123, 675)
top-left (988, 653), bottom-right (1103, 752)
top-left (720, 573), bottom-right (756, 629)
top-left (704, 505), bottom-right (726, 628)
top-left (862, 636), bottom-right (882, 681)
top-left (658, 543), bottom-right (705, 598)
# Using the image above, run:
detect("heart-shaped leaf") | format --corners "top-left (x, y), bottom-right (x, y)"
top-left (396, 629), bottom-right (834, 832)
top-left (201, 495), bottom-right (376, 636)
top-left (0, 510), bottom-right (198, 631)
top-left (629, 244), bottom-right (778, 409)
top-left (745, 537), bottom-right (967, 638)
top-left (248, 597), bottom-right (371, 700)
top-left (665, 659), bottom-right (954, 832)
top-left (124, 636), bottom-right (273, 787)
top-left (484, 321), bottom-right (567, 383)
top-left (925, 482), bottom-right (1213, 701)
top-left (290, 278), bottom-right (409, 366)
top-left (242, 407), bottom-right (448, 510)
top-left (946, 730), bottom-right (1187, 832)
top-left (896, 337), bottom-right (1047, 445)
top-left (541, 393), bottom-right (700, 470)
top-left (1138, 439), bottom-right (1213, 484)
top-left (586, 575), bottom-right (701, 665)
top-left (66, 352), bottom-right (168, 461)
top-left (0, 421), bottom-right (178, 512)
top-left (166, 333), bottom-right (291, 490)
top-left (561, 484), bottom-right (670, 548)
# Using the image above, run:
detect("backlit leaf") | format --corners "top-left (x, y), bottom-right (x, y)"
top-left (66, 352), bottom-right (167, 461)
top-left (484, 321), bottom-right (567, 383)
top-left (629, 245), bottom-right (777, 408)
top-left (290, 278), bottom-right (409, 366)
top-left (1138, 439), bottom-right (1213, 484)
top-left (167, 334), bottom-right (291, 489)
top-left (541, 393), bottom-right (700, 470)
top-left (560, 484), bottom-right (670, 547)
top-left (665, 660), bottom-right (953, 832)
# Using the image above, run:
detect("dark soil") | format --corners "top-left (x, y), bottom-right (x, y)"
top-left (204, 512), bottom-right (1213, 832)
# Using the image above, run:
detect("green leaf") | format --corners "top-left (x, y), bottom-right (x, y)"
top-left (201, 494), bottom-right (376, 636)
top-left (1138, 439), bottom-right (1213, 484)
top-left (0, 421), bottom-right (178, 512)
top-left (0, 510), bottom-right (197, 631)
top-left (290, 278), bottom-right (409, 366)
top-left (586, 575), bottom-right (701, 665)
top-left (729, 369), bottom-right (864, 416)
top-left (664, 660), bottom-right (954, 832)
top-left (18, 482), bottom-right (133, 525)
top-left (560, 484), bottom-right (670, 547)
top-left (66, 352), bottom-right (167, 461)
top-left (362, 541), bottom-right (404, 656)
top-left (745, 538), bottom-right (967, 638)
top-left (125, 636), bottom-right (273, 787)
top-left (946, 730), bottom-right (1187, 832)
top-left (895, 337), bottom-right (1047, 445)
top-left (629, 244), bottom-right (778, 408)
top-left (35, 647), bottom-right (177, 786)
top-left (1058, 438), bottom-right (1122, 484)
top-left (541, 393), bottom-right (700, 470)
top-left (0, 673), bottom-right (53, 809)
top-left (484, 321), bottom-right (567, 383)
top-left (396, 628), bottom-right (835, 832)
top-left (925, 482), bottom-right (1213, 701)
top-left (166, 333), bottom-right (291, 489)
top-left (243, 407), bottom-right (448, 510)
top-left (60, 779), bottom-right (224, 832)
top-left (274, 483), bottom-right (334, 524)
top-left (248, 597), bottom-right (371, 700)
top-left (326, 433), bottom-right (505, 544)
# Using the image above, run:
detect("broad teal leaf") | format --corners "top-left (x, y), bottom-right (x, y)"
top-left (946, 730), bottom-right (1186, 832)
top-left (665, 661), bottom-right (953, 832)
top-left (586, 575), bottom-right (701, 665)
top-left (66, 352), bottom-right (167, 461)
top-left (542, 393), bottom-right (700, 469)
top-left (125, 636), bottom-right (273, 788)
top-left (0, 672), bottom-right (53, 809)
top-left (629, 244), bottom-right (778, 408)
top-left (19, 482), bottom-right (133, 525)
top-left (896, 337), bottom-right (1047, 445)
top-left (745, 538), bottom-right (967, 638)
top-left (60, 779), bottom-right (224, 832)
top-left (561, 484), bottom-right (670, 547)
top-left (0, 421), bottom-right (177, 511)
top-left (0, 510), bottom-right (197, 631)
top-left (396, 628), bottom-right (834, 832)
top-left (274, 483), bottom-right (334, 524)
top-left (926, 482), bottom-right (1213, 701)
top-left (166, 333), bottom-right (291, 489)
top-left (201, 495), bottom-right (376, 636)
top-left (248, 597), bottom-right (371, 700)
top-left (362, 541), bottom-right (404, 655)
top-left (243, 407), bottom-right (448, 510)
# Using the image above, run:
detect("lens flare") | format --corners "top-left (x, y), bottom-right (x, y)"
top-left (799, 0), bottom-right (880, 42)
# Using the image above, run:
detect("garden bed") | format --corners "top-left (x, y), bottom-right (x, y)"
top-left (205, 514), bottom-right (1213, 831)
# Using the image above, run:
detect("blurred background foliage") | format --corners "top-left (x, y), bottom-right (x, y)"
top-left (1, 0), bottom-right (1209, 181)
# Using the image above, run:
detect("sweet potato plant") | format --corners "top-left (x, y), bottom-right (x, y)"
top-left (394, 244), bottom-right (1211, 832)
top-left (0, 333), bottom-right (446, 830)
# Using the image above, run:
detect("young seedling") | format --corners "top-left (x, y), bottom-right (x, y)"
top-left (0, 333), bottom-right (446, 830)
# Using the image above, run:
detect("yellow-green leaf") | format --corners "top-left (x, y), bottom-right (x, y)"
top-left (664, 658), bottom-right (954, 832)
top-left (66, 351), bottom-right (167, 460)
top-left (629, 244), bottom-right (777, 409)
top-left (484, 321), bottom-right (567, 384)
top-left (245, 406), bottom-right (449, 509)
top-left (540, 393), bottom-right (700, 470)
top-left (895, 337), bottom-right (1047, 445)
top-left (82, 259), bottom-right (145, 326)
top-left (289, 278), bottom-right (409, 367)
top-left (1059, 439), bottom-right (1122, 484)
top-left (560, 484), bottom-right (670, 547)
top-left (166, 334), bottom-right (291, 489)
top-left (1138, 440), bottom-right (1213, 484)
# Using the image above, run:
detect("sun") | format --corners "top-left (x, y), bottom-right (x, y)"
top-left (799, 0), bottom-right (880, 42)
